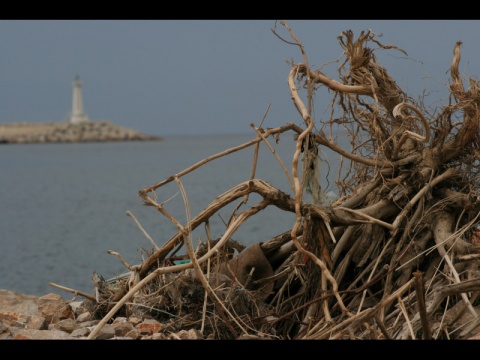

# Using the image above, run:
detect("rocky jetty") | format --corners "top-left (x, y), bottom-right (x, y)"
top-left (0, 121), bottom-right (163, 144)
top-left (0, 289), bottom-right (203, 340)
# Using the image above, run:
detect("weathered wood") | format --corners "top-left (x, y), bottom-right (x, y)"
top-left (68, 22), bottom-right (480, 340)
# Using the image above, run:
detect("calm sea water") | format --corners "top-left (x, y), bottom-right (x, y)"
top-left (0, 133), bottom-right (342, 298)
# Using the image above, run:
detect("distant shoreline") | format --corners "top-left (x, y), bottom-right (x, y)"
top-left (0, 120), bottom-right (163, 144)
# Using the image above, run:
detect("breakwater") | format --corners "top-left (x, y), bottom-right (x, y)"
top-left (0, 121), bottom-right (162, 144)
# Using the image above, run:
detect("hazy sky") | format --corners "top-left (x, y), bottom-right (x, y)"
top-left (1, 19), bottom-right (479, 137)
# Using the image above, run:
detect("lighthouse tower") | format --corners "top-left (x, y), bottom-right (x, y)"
top-left (69, 75), bottom-right (89, 123)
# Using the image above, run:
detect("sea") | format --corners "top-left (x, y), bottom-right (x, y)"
top-left (0, 133), bottom-right (344, 299)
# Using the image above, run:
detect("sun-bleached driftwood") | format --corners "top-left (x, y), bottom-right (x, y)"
top-left (55, 21), bottom-right (480, 340)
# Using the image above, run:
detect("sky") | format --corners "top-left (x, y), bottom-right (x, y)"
top-left (1, 19), bottom-right (480, 137)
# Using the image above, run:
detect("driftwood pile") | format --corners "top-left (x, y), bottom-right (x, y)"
top-left (52, 21), bottom-right (480, 339)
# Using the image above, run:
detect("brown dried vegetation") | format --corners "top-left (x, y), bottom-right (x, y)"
top-left (51, 21), bottom-right (480, 339)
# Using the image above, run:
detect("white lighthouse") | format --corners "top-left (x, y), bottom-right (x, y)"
top-left (69, 75), bottom-right (89, 123)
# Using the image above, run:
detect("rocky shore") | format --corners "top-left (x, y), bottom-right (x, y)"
top-left (0, 289), bottom-right (203, 340)
top-left (0, 121), bottom-right (163, 144)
